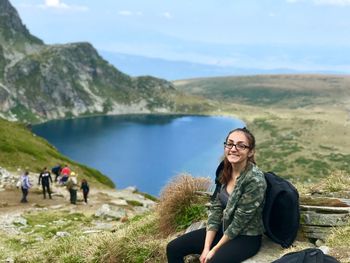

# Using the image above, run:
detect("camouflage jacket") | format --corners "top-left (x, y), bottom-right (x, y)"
top-left (207, 163), bottom-right (266, 240)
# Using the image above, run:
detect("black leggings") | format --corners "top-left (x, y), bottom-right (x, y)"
top-left (166, 228), bottom-right (262, 263)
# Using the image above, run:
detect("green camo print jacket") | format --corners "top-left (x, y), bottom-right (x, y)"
top-left (207, 163), bottom-right (267, 240)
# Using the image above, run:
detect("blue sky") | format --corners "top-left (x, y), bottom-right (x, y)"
top-left (10, 0), bottom-right (350, 73)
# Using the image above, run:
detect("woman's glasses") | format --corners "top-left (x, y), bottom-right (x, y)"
top-left (224, 142), bottom-right (250, 151)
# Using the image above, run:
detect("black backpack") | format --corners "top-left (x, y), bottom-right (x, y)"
top-left (272, 248), bottom-right (340, 263)
top-left (212, 161), bottom-right (300, 248)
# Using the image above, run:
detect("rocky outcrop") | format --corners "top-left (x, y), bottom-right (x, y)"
top-left (300, 196), bottom-right (350, 242)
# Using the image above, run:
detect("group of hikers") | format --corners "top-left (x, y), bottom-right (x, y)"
top-left (18, 164), bottom-right (90, 205)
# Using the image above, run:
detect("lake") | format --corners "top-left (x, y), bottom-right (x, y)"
top-left (32, 114), bottom-right (244, 196)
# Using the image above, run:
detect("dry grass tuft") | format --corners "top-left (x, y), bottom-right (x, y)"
top-left (157, 174), bottom-right (211, 236)
top-left (325, 221), bottom-right (350, 263)
top-left (308, 170), bottom-right (350, 194)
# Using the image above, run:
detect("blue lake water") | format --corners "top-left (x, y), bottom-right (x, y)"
top-left (32, 114), bottom-right (244, 196)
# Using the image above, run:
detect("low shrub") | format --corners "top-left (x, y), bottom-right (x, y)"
top-left (157, 174), bottom-right (210, 236)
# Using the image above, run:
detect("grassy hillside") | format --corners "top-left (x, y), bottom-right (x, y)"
top-left (0, 117), bottom-right (114, 188)
top-left (174, 74), bottom-right (350, 108)
top-left (174, 74), bottom-right (350, 183)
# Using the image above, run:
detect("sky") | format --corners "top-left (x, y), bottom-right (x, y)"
top-left (10, 0), bottom-right (350, 74)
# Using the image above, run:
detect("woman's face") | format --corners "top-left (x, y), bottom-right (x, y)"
top-left (224, 131), bottom-right (252, 165)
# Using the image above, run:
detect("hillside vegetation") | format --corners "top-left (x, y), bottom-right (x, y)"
top-left (174, 74), bottom-right (350, 183)
top-left (0, 117), bottom-right (114, 188)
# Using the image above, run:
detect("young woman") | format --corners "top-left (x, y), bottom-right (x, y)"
top-left (166, 127), bottom-right (267, 263)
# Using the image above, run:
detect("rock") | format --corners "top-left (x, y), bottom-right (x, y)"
top-left (124, 186), bottom-right (137, 193)
top-left (319, 245), bottom-right (330, 254)
top-left (315, 239), bottom-right (325, 247)
top-left (35, 236), bottom-right (44, 242)
top-left (83, 230), bottom-right (102, 234)
top-left (300, 203), bottom-right (350, 241)
top-left (12, 216), bottom-right (27, 226)
top-left (95, 204), bottom-right (126, 219)
top-left (110, 199), bottom-right (128, 206)
top-left (185, 221), bottom-right (206, 234)
top-left (49, 204), bottom-right (64, 209)
top-left (56, 231), bottom-right (70, 237)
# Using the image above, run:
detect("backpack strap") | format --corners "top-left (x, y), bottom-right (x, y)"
top-left (211, 160), bottom-right (224, 201)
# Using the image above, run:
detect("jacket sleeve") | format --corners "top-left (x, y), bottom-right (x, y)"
top-left (206, 193), bottom-right (223, 232)
top-left (224, 176), bottom-right (266, 239)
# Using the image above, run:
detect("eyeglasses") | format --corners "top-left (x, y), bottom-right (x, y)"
top-left (224, 142), bottom-right (250, 151)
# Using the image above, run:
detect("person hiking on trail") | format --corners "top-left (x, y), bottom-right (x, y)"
top-left (66, 172), bottom-right (79, 204)
top-left (80, 179), bottom-right (90, 204)
top-left (20, 171), bottom-right (32, 203)
top-left (166, 127), bottom-right (267, 263)
top-left (51, 164), bottom-right (62, 182)
top-left (60, 164), bottom-right (71, 184)
top-left (38, 167), bottom-right (53, 199)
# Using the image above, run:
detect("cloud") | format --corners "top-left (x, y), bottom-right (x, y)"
top-left (161, 12), bottom-right (173, 19)
top-left (118, 10), bottom-right (133, 16)
top-left (286, 0), bottom-right (350, 5)
top-left (314, 0), bottom-right (350, 5)
top-left (38, 0), bottom-right (88, 11)
top-left (118, 10), bottom-right (143, 16)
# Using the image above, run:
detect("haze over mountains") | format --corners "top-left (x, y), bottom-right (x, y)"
top-left (100, 50), bottom-right (345, 81)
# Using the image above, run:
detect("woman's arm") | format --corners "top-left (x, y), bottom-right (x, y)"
top-left (203, 234), bottom-right (230, 262)
top-left (199, 230), bottom-right (217, 263)
top-left (206, 192), bottom-right (223, 232)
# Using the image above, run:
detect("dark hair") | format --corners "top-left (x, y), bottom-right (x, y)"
top-left (221, 127), bottom-right (256, 185)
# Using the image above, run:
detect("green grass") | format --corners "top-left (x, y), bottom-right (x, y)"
top-left (175, 204), bottom-right (207, 231)
top-left (14, 213), bottom-right (166, 263)
top-left (0, 117), bottom-right (114, 188)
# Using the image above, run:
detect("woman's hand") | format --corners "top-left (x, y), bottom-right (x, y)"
top-left (199, 248), bottom-right (210, 263)
top-left (203, 248), bottom-right (217, 263)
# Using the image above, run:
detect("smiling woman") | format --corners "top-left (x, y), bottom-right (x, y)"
top-left (166, 127), bottom-right (267, 263)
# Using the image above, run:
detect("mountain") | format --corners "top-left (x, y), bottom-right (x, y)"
top-left (0, 0), bottom-right (181, 123)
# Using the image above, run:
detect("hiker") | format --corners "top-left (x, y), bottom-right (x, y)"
top-left (38, 167), bottom-right (53, 199)
top-left (80, 179), bottom-right (90, 204)
top-left (20, 171), bottom-right (32, 203)
top-left (51, 164), bottom-right (62, 182)
top-left (59, 164), bottom-right (71, 184)
top-left (66, 172), bottom-right (79, 204)
top-left (166, 127), bottom-right (267, 263)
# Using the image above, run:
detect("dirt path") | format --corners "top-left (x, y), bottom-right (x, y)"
top-left (0, 186), bottom-right (109, 216)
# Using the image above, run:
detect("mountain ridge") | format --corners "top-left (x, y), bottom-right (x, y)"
top-left (0, 0), bottom-right (183, 123)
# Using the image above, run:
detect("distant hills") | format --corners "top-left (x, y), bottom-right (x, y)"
top-left (174, 74), bottom-right (350, 108)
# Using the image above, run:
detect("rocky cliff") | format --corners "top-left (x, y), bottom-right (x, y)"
top-left (0, 0), bottom-right (178, 123)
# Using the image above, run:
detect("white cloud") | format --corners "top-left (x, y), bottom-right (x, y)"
top-left (286, 0), bottom-right (350, 5)
top-left (314, 0), bottom-right (350, 5)
top-left (118, 10), bottom-right (133, 16)
top-left (161, 12), bottom-right (173, 19)
top-left (38, 0), bottom-right (88, 11)
top-left (118, 10), bottom-right (143, 16)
